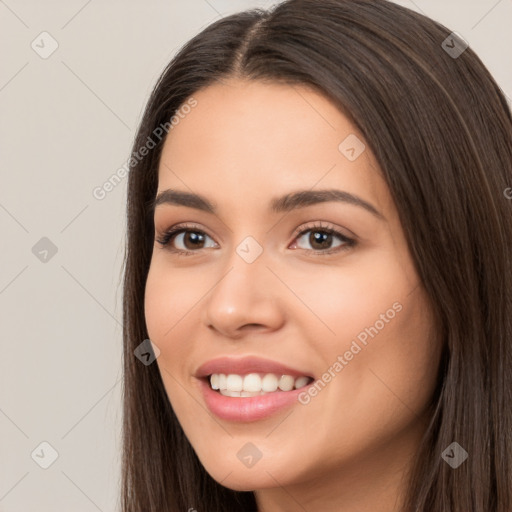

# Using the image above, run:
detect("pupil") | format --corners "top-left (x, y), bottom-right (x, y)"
top-left (185, 232), bottom-right (204, 249)
top-left (311, 231), bottom-right (331, 249)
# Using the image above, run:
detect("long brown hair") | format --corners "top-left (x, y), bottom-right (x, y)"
top-left (121, 1), bottom-right (512, 510)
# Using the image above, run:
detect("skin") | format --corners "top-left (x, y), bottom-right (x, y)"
top-left (144, 78), bottom-right (443, 512)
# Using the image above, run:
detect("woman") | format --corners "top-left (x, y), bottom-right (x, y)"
top-left (121, 0), bottom-right (512, 510)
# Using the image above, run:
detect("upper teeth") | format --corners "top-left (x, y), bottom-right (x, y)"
top-left (210, 373), bottom-right (311, 394)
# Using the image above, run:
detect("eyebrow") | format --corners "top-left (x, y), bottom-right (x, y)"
top-left (152, 188), bottom-right (384, 220)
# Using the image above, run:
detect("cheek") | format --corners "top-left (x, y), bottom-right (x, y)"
top-left (144, 261), bottom-right (200, 343)
top-left (144, 264), bottom-right (203, 412)
top-left (143, 263), bottom-right (205, 388)
top-left (287, 253), bottom-right (412, 353)
top-left (293, 252), bottom-right (439, 412)
top-left (144, 270), bottom-right (169, 346)
top-left (319, 279), bottom-right (439, 435)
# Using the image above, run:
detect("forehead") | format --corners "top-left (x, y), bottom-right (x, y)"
top-left (161, 78), bottom-right (355, 168)
top-left (157, 79), bottom-right (392, 218)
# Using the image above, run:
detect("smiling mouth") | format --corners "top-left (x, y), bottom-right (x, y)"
top-left (207, 372), bottom-right (314, 397)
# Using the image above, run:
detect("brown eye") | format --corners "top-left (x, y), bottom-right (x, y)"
top-left (308, 231), bottom-right (334, 250)
top-left (180, 231), bottom-right (208, 250)
top-left (293, 227), bottom-right (353, 253)
top-left (156, 227), bottom-right (217, 253)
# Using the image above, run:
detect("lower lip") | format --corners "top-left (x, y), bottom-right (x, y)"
top-left (198, 378), bottom-right (308, 422)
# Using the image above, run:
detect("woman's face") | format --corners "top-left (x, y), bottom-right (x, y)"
top-left (144, 78), bottom-right (442, 505)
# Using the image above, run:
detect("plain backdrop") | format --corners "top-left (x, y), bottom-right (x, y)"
top-left (0, 0), bottom-right (510, 510)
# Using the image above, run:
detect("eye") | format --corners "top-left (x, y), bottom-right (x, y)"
top-left (289, 222), bottom-right (355, 255)
top-left (156, 221), bottom-right (356, 256)
top-left (155, 223), bottom-right (217, 255)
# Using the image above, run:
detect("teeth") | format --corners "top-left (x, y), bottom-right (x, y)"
top-left (262, 373), bottom-right (278, 392)
top-left (294, 376), bottom-right (310, 389)
top-left (243, 373), bottom-right (262, 392)
top-left (226, 374), bottom-right (243, 391)
top-left (220, 390), bottom-right (265, 397)
top-left (210, 373), bottom-right (311, 395)
top-left (278, 375), bottom-right (295, 391)
top-left (220, 389), bottom-right (250, 397)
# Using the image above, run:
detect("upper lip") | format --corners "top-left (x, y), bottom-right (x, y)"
top-left (195, 356), bottom-right (313, 379)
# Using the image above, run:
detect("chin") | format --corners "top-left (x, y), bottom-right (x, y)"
top-left (202, 459), bottom-right (289, 491)
top-left (213, 474), bottom-right (273, 492)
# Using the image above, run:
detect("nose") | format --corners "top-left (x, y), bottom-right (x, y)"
top-left (201, 250), bottom-right (285, 339)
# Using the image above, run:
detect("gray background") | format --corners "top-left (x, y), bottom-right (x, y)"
top-left (1, 0), bottom-right (510, 510)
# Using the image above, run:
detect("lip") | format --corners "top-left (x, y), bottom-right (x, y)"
top-left (198, 378), bottom-right (310, 422)
top-left (195, 356), bottom-right (313, 379)
top-left (195, 356), bottom-right (314, 422)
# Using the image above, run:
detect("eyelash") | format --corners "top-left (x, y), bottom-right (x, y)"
top-left (155, 221), bottom-right (356, 257)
